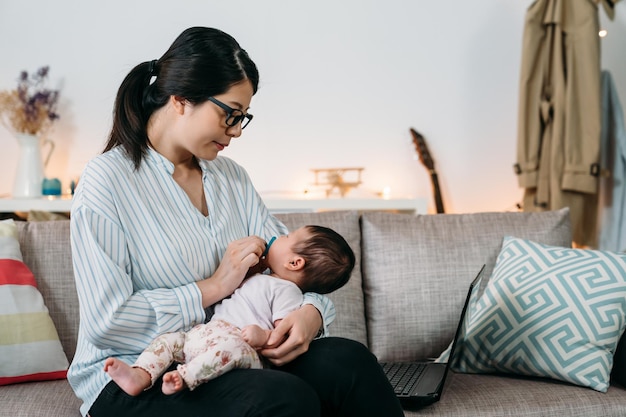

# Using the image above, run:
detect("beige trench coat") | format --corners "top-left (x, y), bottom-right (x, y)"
top-left (515, 0), bottom-right (618, 247)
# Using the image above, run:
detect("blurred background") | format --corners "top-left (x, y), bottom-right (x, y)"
top-left (0, 0), bottom-right (624, 213)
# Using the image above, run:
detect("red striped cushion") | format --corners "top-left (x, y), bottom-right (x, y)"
top-left (0, 219), bottom-right (68, 385)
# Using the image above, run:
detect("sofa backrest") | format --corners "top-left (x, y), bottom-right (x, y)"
top-left (25, 208), bottom-right (619, 370)
top-left (16, 220), bottom-right (79, 361)
top-left (359, 208), bottom-right (573, 362)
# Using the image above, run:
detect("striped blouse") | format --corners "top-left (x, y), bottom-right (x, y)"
top-left (68, 147), bottom-right (334, 416)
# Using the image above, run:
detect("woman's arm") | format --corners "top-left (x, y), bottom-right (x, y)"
top-left (71, 206), bottom-right (206, 352)
top-left (73, 206), bottom-right (268, 351)
top-left (302, 292), bottom-right (335, 336)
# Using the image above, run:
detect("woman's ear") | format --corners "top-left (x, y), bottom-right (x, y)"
top-left (285, 256), bottom-right (305, 271)
top-left (170, 95), bottom-right (187, 114)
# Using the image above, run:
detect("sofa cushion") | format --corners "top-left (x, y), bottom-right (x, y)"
top-left (401, 372), bottom-right (626, 417)
top-left (447, 236), bottom-right (626, 393)
top-left (360, 208), bottom-right (572, 362)
top-left (0, 379), bottom-right (82, 417)
top-left (274, 211), bottom-right (367, 346)
top-left (0, 219), bottom-right (69, 385)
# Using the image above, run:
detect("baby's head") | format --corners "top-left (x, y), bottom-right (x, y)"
top-left (264, 225), bottom-right (355, 294)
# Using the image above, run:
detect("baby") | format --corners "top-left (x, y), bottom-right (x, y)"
top-left (104, 225), bottom-right (355, 395)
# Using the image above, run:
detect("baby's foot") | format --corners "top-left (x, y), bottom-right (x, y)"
top-left (162, 370), bottom-right (185, 395)
top-left (104, 358), bottom-right (150, 396)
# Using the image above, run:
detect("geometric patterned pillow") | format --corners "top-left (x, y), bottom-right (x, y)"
top-left (447, 236), bottom-right (626, 392)
top-left (0, 219), bottom-right (69, 385)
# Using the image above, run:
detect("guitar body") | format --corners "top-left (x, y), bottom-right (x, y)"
top-left (410, 128), bottom-right (445, 214)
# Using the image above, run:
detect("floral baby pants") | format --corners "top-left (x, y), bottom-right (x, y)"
top-left (134, 319), bottom-right (262, 391)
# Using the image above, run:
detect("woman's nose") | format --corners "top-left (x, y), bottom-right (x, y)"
top-left (226, 123), bottom-right (243, 138)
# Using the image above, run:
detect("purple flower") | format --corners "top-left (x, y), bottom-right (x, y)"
top-left (0, 66), bottom-right (60, 134)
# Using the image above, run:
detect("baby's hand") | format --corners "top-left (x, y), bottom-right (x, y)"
top-left (241, 325), bottom-right (271, 349)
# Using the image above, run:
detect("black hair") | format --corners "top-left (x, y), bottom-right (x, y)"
top-left (104, 27), bottom-right (259, 169)
top-left (293, 225), bottom-right (356, 294)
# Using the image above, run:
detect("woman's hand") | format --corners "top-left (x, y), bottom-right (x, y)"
top-left (260, 304), bottom-right (322, 366)
top-left (197, 236), bottom-right (266, 307)
top-left (245, 256), bottom-right (269, 279)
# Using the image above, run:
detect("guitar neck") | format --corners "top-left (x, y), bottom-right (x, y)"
top-left (410, 128), bottom-right (445, 214)
top-left (430, 172), bottom-right (445, 214)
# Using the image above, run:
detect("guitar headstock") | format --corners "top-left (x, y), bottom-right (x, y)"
top-left (410, 128), bottom-right (435, 171)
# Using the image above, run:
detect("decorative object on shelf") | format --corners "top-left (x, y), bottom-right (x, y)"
top-left (42, 177), bottom-right (62, 196)
top-left (12, 133), bottom-right (54, 198)
top-left (0, 66), bottom-right (60, 198)
top-left (311, 167), bottom-right (364, 198)
top-left (0, 66), bottom-right (60, 135)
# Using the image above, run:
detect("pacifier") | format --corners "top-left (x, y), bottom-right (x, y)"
top-left (261, 236), bottom-right (276, 259)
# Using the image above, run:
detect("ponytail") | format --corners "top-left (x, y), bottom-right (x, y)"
top-left (104, 61), bottom-right (160, 169)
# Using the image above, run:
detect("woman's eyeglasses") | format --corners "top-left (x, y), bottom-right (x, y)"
top-left (207, 97), bottom-right (253, 129)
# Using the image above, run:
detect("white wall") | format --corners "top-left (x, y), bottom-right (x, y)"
top-left (1, 1), bottom-right (624, 213)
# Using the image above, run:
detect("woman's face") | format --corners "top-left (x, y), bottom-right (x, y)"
top-left (173, 80), bottom-right (254, 162)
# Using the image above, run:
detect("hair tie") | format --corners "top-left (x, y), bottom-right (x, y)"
top-left (148, 60), bottom-right (158, 75)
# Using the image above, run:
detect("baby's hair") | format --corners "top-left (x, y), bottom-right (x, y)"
top-left (292, 225), bottom-right (355, 294)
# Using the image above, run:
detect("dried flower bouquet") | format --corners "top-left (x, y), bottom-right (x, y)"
top-left (0, 66), bottom-right (60, 135)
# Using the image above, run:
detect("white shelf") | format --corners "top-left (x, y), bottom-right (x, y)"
top-left (264, 198), bottom-right (426, 214)
top-left (0, 196), bottom-right (74, 212)
top-left (0, 196), bottom-right (427, 215)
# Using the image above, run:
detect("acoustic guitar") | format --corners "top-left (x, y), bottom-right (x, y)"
top-left (410, 128), bottom-right (445, 214)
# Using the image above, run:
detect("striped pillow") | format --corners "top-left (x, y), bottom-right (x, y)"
top-left (449, 236), bottom-right (626, 392)
top-left (0, 219), bottom-right (68, 385)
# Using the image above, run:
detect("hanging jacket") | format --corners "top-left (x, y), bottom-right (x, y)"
top-left (598, 71), bottom-right (626, 252)
top-left (515, 0), bottom-right (619, 246)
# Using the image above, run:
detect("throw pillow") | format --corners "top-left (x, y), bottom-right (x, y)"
top-left (446, 235), bottom-right (626, 393)
top-left (0, 219), bottom-right (69, 385)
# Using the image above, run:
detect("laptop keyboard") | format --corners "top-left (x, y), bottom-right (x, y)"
top-left (381, 362), bottom-right (426, 396)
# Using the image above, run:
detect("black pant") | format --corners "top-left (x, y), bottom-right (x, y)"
top-left (89, 337), bottom-right (404, 417)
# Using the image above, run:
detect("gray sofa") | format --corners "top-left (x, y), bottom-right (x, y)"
top-left (2, 208), bottom-right (626, 417)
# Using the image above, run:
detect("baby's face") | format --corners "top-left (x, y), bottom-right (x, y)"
top-left (264, 226), bottom-right (310, 271)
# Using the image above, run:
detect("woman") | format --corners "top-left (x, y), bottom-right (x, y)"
top-left (69, 26), bottom-right (403, 417)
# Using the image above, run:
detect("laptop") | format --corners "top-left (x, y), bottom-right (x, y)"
top-left (379, 265), bottom-right (484, 408)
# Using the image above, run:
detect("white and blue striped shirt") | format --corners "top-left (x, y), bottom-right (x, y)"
top-left (68, 147), bottom-right (334, 416)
